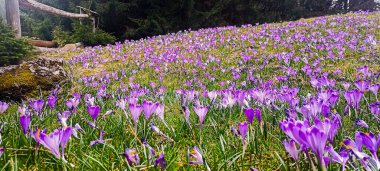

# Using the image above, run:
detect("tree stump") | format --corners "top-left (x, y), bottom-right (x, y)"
top-left (5, 0), bottom-right (21, 38)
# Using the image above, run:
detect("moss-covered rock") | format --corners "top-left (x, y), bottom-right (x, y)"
top-left (0, 57), bottom-right (67, 101)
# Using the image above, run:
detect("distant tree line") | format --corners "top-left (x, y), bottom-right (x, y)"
top-left (21, 0), bottom-right (379, 41)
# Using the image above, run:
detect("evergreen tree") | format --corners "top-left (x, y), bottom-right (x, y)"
top-left (349, 0), bottom-right (379, 11)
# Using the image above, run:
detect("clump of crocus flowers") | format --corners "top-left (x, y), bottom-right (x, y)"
top-left (29, 99), bottom-right (44, 114)
top-left (244, 108), bottom-right (261, 124)
top-left (280, 116), bottom-right (341, 169)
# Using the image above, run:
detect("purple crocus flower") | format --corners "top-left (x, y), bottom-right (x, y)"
top-left (57, 111), bottom-right (71, 128)
top-left (66, 98), bottom-right (80, 111)
top-left (182, 106), bottom-right (191, 126)
top-left (188, 146), bottom-right (203, 165)
top-left (142, 100), bottom-right (159, 120)
top-left (235, 90), bottom-right (246, 106)
top-left (185, 90), bottom-right (197, 102)
top-left (358, 65), bottom-right (372, 78)
top-left (142, 138), bottom-right (156, 157)
top-left (0, 147), bottom-right (4, 157)
top-left (238, 121), bottom-right (248, 143)
top-left (328, 115), bottom-right (342, 142)
top-left (370, 102), bottom-right (380, 116)
top-left (59, 127), bottom-right (72, 159)
top-left (326, 145), bottom-right (349, 169)
top-left (321, 105), bottom-right (331, 117)
top-left (283, 93), bottom-right (300, 107)
top-left (155, 103), bottom-right (165, 121)
top-left (29, 99), bottom-right (44, 114)
top-left (252, 89), bottom-right (267, 105)
top-left (354, 80), bottom-right (370, 91)
top-left (75, 123), bottom-right (83, 132)
top-left (86, 97), bottom-right (95, 106)
top-left (116, 98), bottom-right (127, 111)
top-left (342, 82), bottom-right (350, 90)
top-left (101, 110), bottom-right (113, 119)
top-left (72, 123), bottom-right (84, 139)
top-left (52, 85), bottom-right (60, 95)
top-left (129, 103), bottom-right (143, 130)
top-left (0, 101), bottom-right (9, 114)
top-left (193, 105), bottom-right (209, 129)
top-left (221, 91), bottom-right (236, 108)
top-left (344, 89), bottom-right (363, 112)
top-left (230, 126), bottom-right (240, 137)
top-left (84, 94), bottom-right (93, 105)
top-left (19, 114), bottom-right (31, 135)
top-left (154, 152), bottom-right (167, 170)
top-left (357, 132), bottom-right (380, 160)
top-left (128, 97), bottom-right (138, 106)
top-left (87, 105), bottom-right (100, 122)
top-left (250, 167), bottom-right (258, 171)
top-left (124, 148), bottom-right (139, 165)
top-left (73, 92), bottom-right (81, 100)
top-left (298, 99), bottom-right (323, 119)
top-left (283, 139), bottom-right (299, 161)
top-left (255, 109), bottom-right (261, 123)
top-left (302, 126), bottom-right (328, 164)
top-left (244, 108), bottom-right (255, 124)
top-left (369, 84), bottom-right (379, 99)
top-left (355, 119), bottom-right (369, 129)
top-left (150, 123), bottom-right (162, 135)
top-left (207, 90), bottom-right (218, 102)
top-left (329, 91), bottom-right (339, 107)
top-left (343, 133), bottom-right (380, 169)
top-left (88, 121), bottom-right (99, 129)
top-left (343, 139), bottom-right (372, 165)
top-left (18, 105), bottom-right (27, 115)
top-left (47, 95), bottom-right (57, 109)
top-left (37, 127), bottom-right (73, 159)
top-left (90, 130), bottom-right (105, 146)
top-left (30, 129), bottom-right (44, 144)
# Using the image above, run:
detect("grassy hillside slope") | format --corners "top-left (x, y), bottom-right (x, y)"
top-left (0, 11), bottom-right (379, 170)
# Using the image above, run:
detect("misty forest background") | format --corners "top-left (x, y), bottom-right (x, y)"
top-left (20, 0), bottom-right (380, 41)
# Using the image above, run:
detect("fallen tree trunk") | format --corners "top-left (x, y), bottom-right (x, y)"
top-left (19, 0), bottom-right (89, 19)
top-left (30, 40), bottom-right (57, 48)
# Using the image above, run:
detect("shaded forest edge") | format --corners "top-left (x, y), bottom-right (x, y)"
top-left (21, 0), bottom-right (380, 41)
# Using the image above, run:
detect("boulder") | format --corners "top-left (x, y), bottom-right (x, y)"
top-left (60, 43), bottom-right (83, 51)
top-left (0, 57), bottom-right (67, 101)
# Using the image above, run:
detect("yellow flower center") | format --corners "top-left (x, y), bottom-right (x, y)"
top-left (36, 129), bottom-right (41, 138)
top-left (130, 150), bottom-right (137, 155)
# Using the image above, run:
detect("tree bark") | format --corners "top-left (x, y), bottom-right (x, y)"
top-left (0, 0), bottom-right (6, 24)
top-left (5, 0), bottom-right (21, 38)
top-left (19, 0), bottom-right (89, 19)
